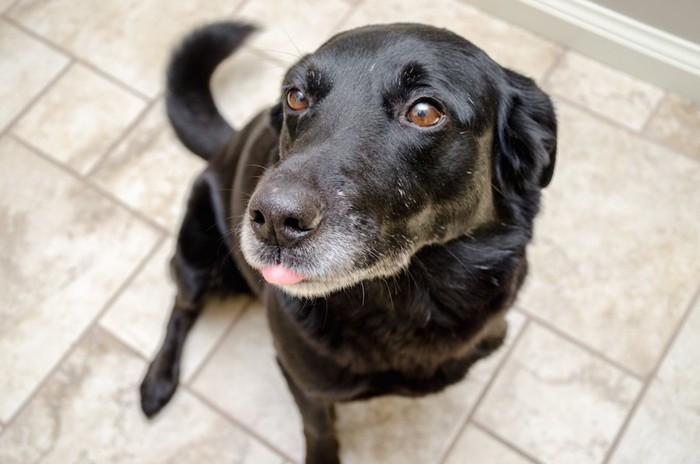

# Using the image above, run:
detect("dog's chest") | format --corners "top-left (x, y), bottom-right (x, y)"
top-left (291, 294), bottom-right (478, 375)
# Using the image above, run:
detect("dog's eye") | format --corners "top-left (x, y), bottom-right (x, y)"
top-left (407, 101), bottom-right (444, 127)
top-left (286, 88), bottom-right (309, 111)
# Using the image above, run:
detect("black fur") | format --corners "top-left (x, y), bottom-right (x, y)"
top-left (166, 22), bottom-right (256, 160)
top-left (141, 22), bottom-right (556, 464)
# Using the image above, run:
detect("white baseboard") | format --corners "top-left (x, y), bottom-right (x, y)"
top-left (466, 0), bottom-right (700, 103)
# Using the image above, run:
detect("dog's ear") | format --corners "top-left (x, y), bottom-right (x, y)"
top-left (269, 102), bottom-right (283, 132)
top-left (494, 70), bottom-right (557, 193)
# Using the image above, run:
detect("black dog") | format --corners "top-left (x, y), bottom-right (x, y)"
top-left (140, 22), bottom-right (556, 464)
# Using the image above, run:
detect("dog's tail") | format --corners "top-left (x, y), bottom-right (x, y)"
top-left (166, 22), bottom-right (256, 160)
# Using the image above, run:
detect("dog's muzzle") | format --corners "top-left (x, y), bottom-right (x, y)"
top-left (246, 181), bottom-right (325, 285)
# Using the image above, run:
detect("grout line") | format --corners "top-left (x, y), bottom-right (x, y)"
top-left (1, 0), bottom-right (22, 16)
top-left (103, 296), bottom-right (285, 459)
top-left (465, 316), bottom-right (530, 415)
top-left (2, 57), bottom-right (73, 135)
top-left (84, 96), bottom-right (159, 178)
top-left (519, 308), bottom-right (645, 381)
top-left (73, 231), bottom-right (167, 331)
top-left (96, 329), bottom-right (291, 464)
top-left (552, 92), bottom-right (700, 166)
top-left (540, 46), bottom-right (568, 86)
top-left (183, 298), bottom-right (256, 386)
top-left (80, 326), bottom-right (292, 464)
top-left (3, 16), bottom-right (153, 102)
top-left (247, 0), bottom-right (363, 65)
top-left (232, 0), bottom-right (254, 16)
top-left (330, 0), bottom-right (363, 33)
top-left (1, 232), bottom-right (167, 428)
top-left (9, 101), bottom-right (156, 183)
top-left (472, 421), bottom-right (543, 464)
top-left (459, 0), bottom-right (571, 59)
top-left (85, 179), bottom-right (172, 236)
top-left (72, 57), bottom-right (153, 102)
top-left (602, 283), bottom-right (700, 463)
top-left (98, 324), bottom-right (152, 362)
top-left (601, 381), bottom-right (648, 463)
top-left (3, 8), bottom-right (697, 464)
top-left (183, 384), bottom-right (297, 462)
top-left (437, 316), bottom-right (533, 464)
top-left (9, 134), bottom-right (172, 236)
top-left (1, 14), bottom-right (75, 58)
top-left (550, 90), bottom-right (638, 132)
top-left (639, 88), bottom-right (668, 134)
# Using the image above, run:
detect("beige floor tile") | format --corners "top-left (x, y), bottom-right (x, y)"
top-left (547, 52), bottom-right (664, 131)
top-left (519, 101), bottom-right (700, 377)
top-left (0, 0), bottom-right (16, 12)
top-left (8, 0), bottom-right (244, 97)
top-left (342, 0), bottom-right (562, 82)
top-left (0, 328), bottom-right (283, 464)
top-left (646, 92), bottom-right (700, 160)
top-left (12, 64), bottom-right (146, 174)
top-left (90, 101), bottom-right (206, 231)
top-left (99, 239), bottom-right (252, 382)
top-left (475, 323), bottom-right (641, 464)
top-left (335, 311), bottom-right (526, 464)
top-left (212, 48), bottom-right (288, 128)
top-left (0, 20), bottom-right (69, 131)
top-left (0, 137), bottom-right (159, 422)
top-left (237, 0), bottom-right (351, 58)
top-left (610, 297), bottom-right (700, 464)
top-left (444, 425), bottom-right (533, 464)
top-left (191, 303), bottom-right (304, 461)
top-left (191, 307), bottom-right (525, 463)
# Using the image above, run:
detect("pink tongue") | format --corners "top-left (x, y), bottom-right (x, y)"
top-left (261, 265), bottom-right (304, 285)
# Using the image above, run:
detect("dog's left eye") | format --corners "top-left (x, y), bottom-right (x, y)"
top-left (286, 88), bottom-right (309, 111)
top-left (407, 101), bottom-right (445, 127)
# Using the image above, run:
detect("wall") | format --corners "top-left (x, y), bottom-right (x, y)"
top-left (467, 0), bottom-right (700, 103)
top-left (594, 0), bottom-right (700, 44)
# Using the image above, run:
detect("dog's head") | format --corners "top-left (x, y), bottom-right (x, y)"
top-left (240, 23), bottom-right (556, 297)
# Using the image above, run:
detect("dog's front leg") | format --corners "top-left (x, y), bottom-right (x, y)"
top-left (279, 361), bottom-right (340, 464)
top-left (140, 176), bottom-right (225, 417)
top-left (139, 288), bottom-right (202, 417)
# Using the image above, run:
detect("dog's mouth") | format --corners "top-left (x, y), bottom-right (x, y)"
top-left (240, 180), bottom-right (443, 298)
top-left (258, 262), bottom-right (352, 298)
top-left (239, 214), bottom-right (411, 297)
top-left (246, 241), bottom-right (419, 298)
top-left (239, 201), bottom-right (449, 297)
top-left (239, 199), bottom-right (406, 296)
top-left (260, 264), bottom-right (306, 286)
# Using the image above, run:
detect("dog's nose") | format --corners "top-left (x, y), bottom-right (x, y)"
top-left (248, 185), bottom-right (323, 247)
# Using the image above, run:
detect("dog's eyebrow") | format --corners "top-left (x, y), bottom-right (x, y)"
top-left (398, 62), bottom-right (428, 91)
top-left (305, 66), bottom-right (331, 96)
top-left (382, 62), bottom-right (432, 112)
top-left (285, 62), bottom-right (331, 99)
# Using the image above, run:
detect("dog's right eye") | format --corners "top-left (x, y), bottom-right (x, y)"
top-left (286, 88), bottom-right (309, 111)
top-left (406, 100), bottom-right (445, 127)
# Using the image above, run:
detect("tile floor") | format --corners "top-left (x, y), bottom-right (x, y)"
top-left (1, 0), bottom-right (699, 463)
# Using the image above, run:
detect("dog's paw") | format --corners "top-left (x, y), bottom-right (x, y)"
top-left (139, 362), bottom-right (179, 418)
